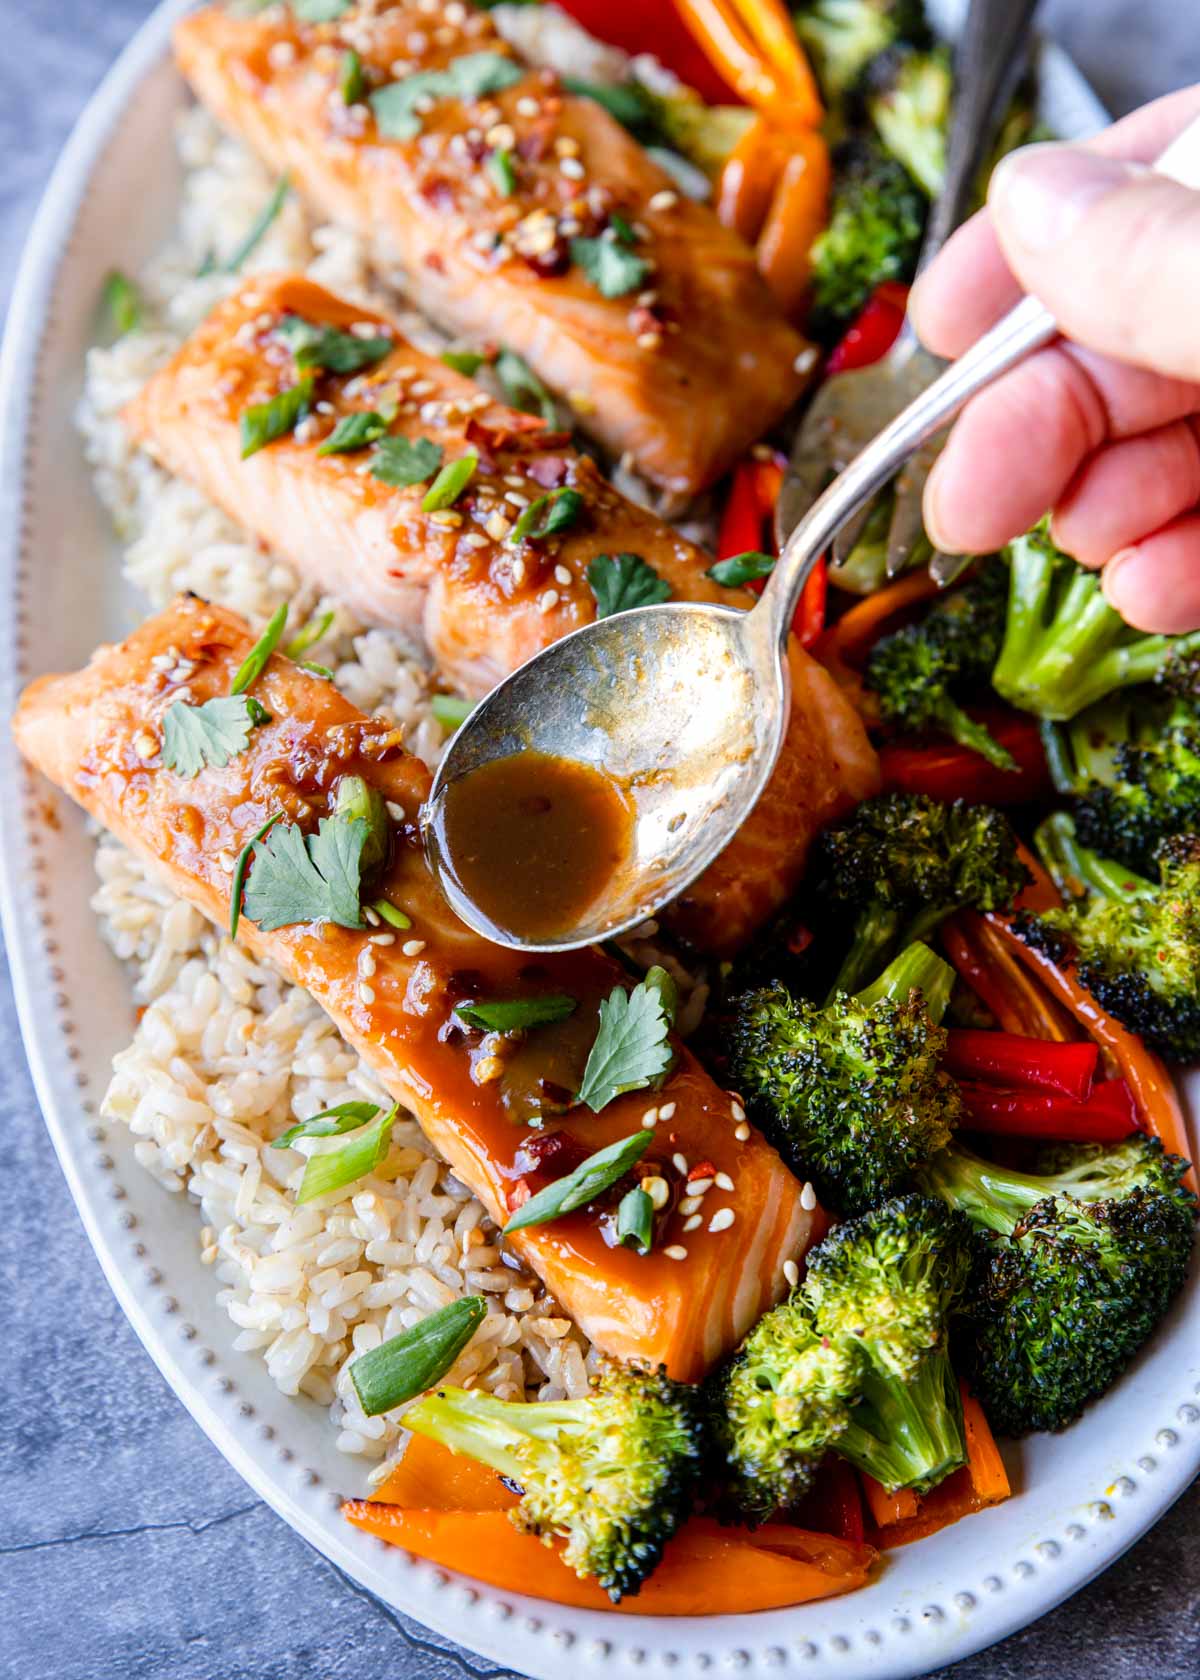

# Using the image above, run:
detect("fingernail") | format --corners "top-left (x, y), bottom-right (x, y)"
top-left (991, 144), bottom-right (1138, 253)
top-left (1101, 545), bottom-right (1139, 612)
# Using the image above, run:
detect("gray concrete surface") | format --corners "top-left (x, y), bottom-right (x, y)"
top-left (0, 3), bottom-right (1196, 1676)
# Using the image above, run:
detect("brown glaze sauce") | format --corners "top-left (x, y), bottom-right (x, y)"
top-left (429, 750), bottom-right (634, 944)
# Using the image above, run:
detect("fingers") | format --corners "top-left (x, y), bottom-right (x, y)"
top-left (1051, 419), bottom-right (1200, 568)
top-left (910, 83), bottom-right (1200, 359)
top-left (1103, 514), bottom-right (1200, 632)
top-left (922, 345), bottom-right (1200, 553)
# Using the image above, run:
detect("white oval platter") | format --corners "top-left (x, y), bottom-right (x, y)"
top-left (1, 2), bottom-right (1196, 1676)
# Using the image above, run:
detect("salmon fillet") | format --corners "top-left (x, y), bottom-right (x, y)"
top-left (173, 1), bottom-right (812, 497)
top-left (14, 596), bottom-right (819, 1379)
top-left (125, 274), bottom-right (881, 955)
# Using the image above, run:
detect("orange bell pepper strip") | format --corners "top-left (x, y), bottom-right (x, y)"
top-left (816, 568), bottom-right (941, 669)
top-left (370, 1431), bottom-right (516, 1511)
top-left (866, 1383), bottom-right (1010, 1549)
top-left (342, 1505), bottom-right (877, 1614)
top-left (858, 1475), bottom-right (918, 1528)
top-left (756, 130), bottom-right (832, 316)
top-left (717, 117), bottom-right (796, 243)
top-left (673, 0), bottom-right (823, 124)
top-left (943, 912), bottom-right (1081, 1042)
top-left (960, 1383), bottom-right (1010, 1508)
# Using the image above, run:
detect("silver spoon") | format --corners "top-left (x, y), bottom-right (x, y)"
top-left (425, 116), bottom-right (1200, 954)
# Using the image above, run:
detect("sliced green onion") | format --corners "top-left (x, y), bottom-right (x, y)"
top-left (299, 661), bottom-right (334, 680)
top-left (430, 693), bottom-right (474, 730)
top-left (454, 995), bottom-right (577, 1033)
top-left (296, 1103), bottom-right (397, 1204)
top-left (350, 1296), bottom-right (487, 1416)
top-left (272, 1101), bottom-right (381, 1150)
top-left (285, 608), bottom-right (334, 658)
top-left (229, 810), bottom-right (285, 940)
top-left (503, 1131), bottom-right (653, 1233)
top-left (440, 348), bottom-right (487, 376)
top-left (494, 347), bottom-right (558, 426)
top-left (421, 452), bottom-right (478, 512)
top-left (372, 899), bottom-right (413, 930)
top-left (317, 411), bottom-right (391, 456)
top-left (487, 147), bottom-right (517, 196)
top-left (508, 486), bottom-right (583, 545)
top-left (340, 47), bottom-right (366, 105)
top-left (239, 374), bottom-right (314, 458)
top-left (223, 174), bottom-right (290, 273)
top-left (615, 1185), bottom-right (654, 1254)
top-left (231, 602), bottom-right (289, 695)
top-left (707, 551), bottom-right (776, 587)
top-left (102, 270), bottom-right (142, 336)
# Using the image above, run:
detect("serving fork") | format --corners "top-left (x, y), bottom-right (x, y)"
top-left (777, 0), bottom-right (1042, 586)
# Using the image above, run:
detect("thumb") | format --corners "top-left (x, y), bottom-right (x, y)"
top-left (989, 141), bottom-right (1200, 382)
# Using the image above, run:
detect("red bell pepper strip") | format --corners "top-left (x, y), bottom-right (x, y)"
top-left (716, 456), bottom-right (827, 645)
top-left (942, 913), bottom-right (1082, 1042)
top-left (958, 1078), bottom-right (1139, 1143)
top-left (825, 283), bottom-right (909, 376)
top-left (878, 713), bottom-right (1050, 806)
top-left (553, 0), bottom-right (738, 104)
top-left (717, 459), bottom-right (767, 559)
top-left (944, 1030), bottom-right (1099, 1101)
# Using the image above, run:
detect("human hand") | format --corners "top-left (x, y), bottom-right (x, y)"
top-left (910, 85), bottom-right (1200, 632)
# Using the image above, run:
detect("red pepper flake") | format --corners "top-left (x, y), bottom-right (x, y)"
top-left (687, 1161), bottom-right (716, 1184)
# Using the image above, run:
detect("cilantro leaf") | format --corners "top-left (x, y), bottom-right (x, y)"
top-left (370, 53), bottom-right (522, 141)
top-left (494, 348), bottom-right (558, 426)
top-left (576, 969), bottom-right (677, 1112)
top-left (276, 315), bottom-right (392, 374)
top-left (454, 995), bottom-right (577, 1033)
top-left (586, 552), bottom-right (671, 619)
top-left (241, 814), bottom-right (368, 931)
top-left (318, 411), bottom-right (391, 456)
top-left (707, 551), bottom-right (776, 587)
top-left (446, 52), bottom-right (524, 102)
top-left (291, 0), bottom-right (352, 21)
top-left (161, 695), bottom-right (261, 778)
top-left (240, 375), bottom-right (313, 457)
top-left (508, 487), bottom-right (584, 545)
top-left (370, 435), bottom-right (443, 488)
top-left (570, 234), bottom-right (651, 299)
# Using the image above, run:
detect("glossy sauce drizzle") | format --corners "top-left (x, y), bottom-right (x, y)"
top-left (429, 750), bottom-right (634, 944)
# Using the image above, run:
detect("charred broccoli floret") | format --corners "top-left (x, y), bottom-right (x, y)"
top-left (805, 1195), bottom-right (971, 1492)
top-left (795, 0), bottom-right (931, 101)
top-left (726, 942), bottom-right (964, 1213)
top-left (992, 522), bottom-right (1200, 720)
top-left (859, 43), bottom-right (951, 196)
top-left (865, 562), bottom-right (1016, 769)
top-left (816, 791), bottom-right (1028, 996)
top-left (809, 137), bottom-right (926, 342)
top-left (403, 1362), bottom-right (705, 1601)
top-left (1017, 814), bottom-right (1200, 1060)
top-left (709, 1291), bottom-right (863, 1520)
top-left (921, 1136), bottom-right (1196, 1434)
top-left (1042, 697), bottom-right (1200, 876)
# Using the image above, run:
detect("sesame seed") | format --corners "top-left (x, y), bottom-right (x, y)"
top-left (358, 982), bottom-right (376, 1005)
top-left (511, 556), bottom-right (528, 586)
top-left (800, 1180), bottom-right (818, 1211)
top-left (503, 490), bottom-right (531, 509)
top-left (267, 39), bottom-right (296, 68)
top-left (794, 346), bottom-right (819, 375)
top-left (217, 850), bottom-right (236, 874)
top-left (731, 1102), bottom-right (745, 1122)
top-left (657, 1100), bottom-right (676, 1120)
top-left (402, 939), bottom-right (426, 957)
top-left (485, 512), bottom-right (512, 541)
top-left (539, 588), bottom-right (560, 612)
top-left (635, 331), bottom-right (662, 351)
top-left (369, 932), bottom-right (395, 946)
top-left (683, 1214), bottom-right (702, 1232)
top-left (386, 801), bottom-right (405, 821)
top-left (358, 950), bottom-right (377, 977)
top-left (714, 1171), bottom-right (734, 1192)
top-left (474, 1054), bottom-right (504, 1083)
top-left (641, 1174), bottom-right (669, 1210)
top-left (553, 564), bottom-right (572, 586)
top-left (709, 1207), bottom-right (736, 1233)
top-left (363, 906), bottom-right (380, 927)
top-left (559, 157), bottom-right (585, 180)
top-left (429, 510), bottom-right (462, 528)
top-left (687, 1177), bottom-right (713, 1197)
top-left (648, 188), bottom-right (678, 212)
top-left (641, 1106), bottom-right (659, 1128)
top-left (133, 731), bottom-right (158, 760)
top-left (485, 122), bottom-right (515, 149)
top-left (461, 531), bottom-right (489, 550)
top-left (679, 1195), bottom-right (702, 1217)
top-left (783, 1259), bottom-right (800, 1288)
top-left (516, 96), bottom-right (540, 117)
top-left (663, 1245), bottom-right (688, 1261)
top-left (734, 1122), bottom-right (751, 1142)
top-left (672, 1153), bottom-right (688, 1175)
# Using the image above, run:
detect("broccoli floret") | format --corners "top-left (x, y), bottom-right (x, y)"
top-left (795, 0), bottom-right (931, 102)
top-left (805, 1195), bottom-right (972, 1492)
top-left (709, 1291), bottom-right (863, 1520)
top-left (403, 1362), bottom-right (705, 1601)
top-left (921, 1136), bottom-right (1196, 1434)
top-left (726, 941), bottom-right (964, 1213)
top-left (1017, 814), bottom-right (1200, 1060)
top-left (816, 791), bottom-right (1028, 996)
top-left (1043, 697), bottom-right (1200, 876)
top-left (809, 137), bottom-right (926, 343)
top-left (865, 563), bottom-right (1017, 770)
top-left (992, 522), bottom-right (1200, 721)
top-left (860, 43), bottom-right (951, 196)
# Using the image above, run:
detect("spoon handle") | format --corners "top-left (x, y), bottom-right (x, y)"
top-left (756, 109), bottom-right (1200, 656)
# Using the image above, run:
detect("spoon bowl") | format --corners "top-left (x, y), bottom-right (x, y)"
top-left (423, 600), bottom-right (789, 950)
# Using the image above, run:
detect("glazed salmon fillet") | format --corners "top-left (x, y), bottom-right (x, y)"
top-left (173, 1), bottom-right (812, 497)
top-left (125, 275), bottom-right (881, 955)
top-left (13, 596), bottom-right (820, 1380)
